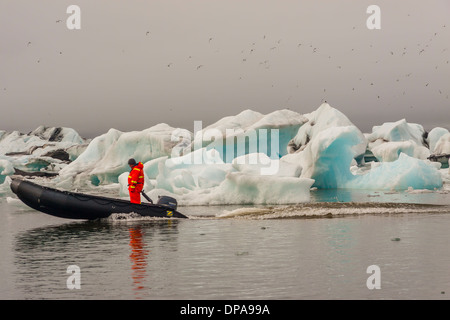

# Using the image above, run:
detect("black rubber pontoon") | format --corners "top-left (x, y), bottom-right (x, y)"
top-left (10, 177), bottom-right (188, 220)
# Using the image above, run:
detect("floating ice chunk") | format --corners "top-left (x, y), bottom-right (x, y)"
top-left (367, 119), bottom-right (427, 146)
top-left (29, 126), bottom-right (84, 144)
top-left (288, 102), bottom-right (359, 153)
top-left (0, 159), bottom-right (14, 176)
top-left (143, 156), bottom-right (168, 179)
top-left (66, 143), bottom-right (90, 161)
top-left (370, 140), bottom-right (430, 162)
top-left (205, 172), bottom-right (314, 205)
top-left (287, 125), bottom-right (367, 188)
top-left (59, 124), bottom-right (182, 186)
top-left (285, 117), bottom-right (441, 191)
top-left (140, 148), bottom-right (232, 194)
top-left (232, 153), bottom-right (301, 177)
top-left (434, 133), bottom-right (450, 155)
top-left (169, 147), bottom-right (224, 167)
top-left (0, 126), bottom-right (85, 156)
top-left (118, 149), bottom-right (309, 205)
top-left (427, 127), bottom-right (449, 153)
top-left (0, 126), bottom-right (86, 179)
top-left (184, 109), bottom-right (307, 162)
top-left (0, 159), bottom-right (14, 184)
top-left (366, 119), bottom-right (431, 161)
top-left (345, 153), bottom-right (443, 190)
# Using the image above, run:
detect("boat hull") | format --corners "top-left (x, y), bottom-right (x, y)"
top-left (10, 178), bottom-right (188, 220)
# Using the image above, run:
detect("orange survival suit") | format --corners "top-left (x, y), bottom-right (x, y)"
top-left (128, 161), bottom-right (144, 204)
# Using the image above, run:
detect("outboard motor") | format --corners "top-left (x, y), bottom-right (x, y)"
top-left (157, 196), bottom-right (178, 211)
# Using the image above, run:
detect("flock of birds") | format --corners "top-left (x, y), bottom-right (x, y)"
top-left (2, 18), bottom-right (449, 107)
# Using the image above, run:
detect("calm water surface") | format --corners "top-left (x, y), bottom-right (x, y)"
top-left (1, 187), bottom-right (449, 300)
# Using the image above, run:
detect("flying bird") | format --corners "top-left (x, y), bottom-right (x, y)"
top-left (196, 65), bottom-right (203, 70)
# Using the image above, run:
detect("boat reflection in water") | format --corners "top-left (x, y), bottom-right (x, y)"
top-left (13, 218), bottom-right (181, 299)
top-left (128, 226), bottom-right (149, 297)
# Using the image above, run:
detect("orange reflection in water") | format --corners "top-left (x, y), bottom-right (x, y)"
top-left (129, 226), bottom-right (149, 297)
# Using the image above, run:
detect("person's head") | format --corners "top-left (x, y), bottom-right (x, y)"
top-left (128, 158), bottom-right (137, 168)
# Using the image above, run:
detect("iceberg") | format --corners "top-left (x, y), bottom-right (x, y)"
top-left (0, 158), bottom-right (14, 184)
top-left (0, 126), bottom-right (85, 155)
top-left (433, 133), bottom-right (450, 155)
top-left (0, 126), bottom-right (87, 178)
top-left (426, 128), bottom-right (449, 169)
top-left (427, 127), bottom-right (449, 153)
top-left (287, 102), bottom-right (362, 154)
top-left (345, 153), bottom-right (443, 190)
top-left (153, 148), bottom-right (231, 194)
top-left (366, 119), bottom-right (430, 162)
top-left (284, 125), bottom-right (367, 188)
top-left (203, 172), bottom-right (314, 205)
top-left (280, 104), bottom-right (442, 191)
top-left (2, 103), bottom-right (446, 205)
top-left (182, 109), bottom-right (308, 162)
top-left (58, 123), bottom-right (190, 187)
top-left (284, 103), bottom-right (367, 188)
top-left (115, 149), bottom-right (312, 205)
top-left (0, 126), bottom-right (86, 157)
top-left (370, 140), bottom-right (430, 162)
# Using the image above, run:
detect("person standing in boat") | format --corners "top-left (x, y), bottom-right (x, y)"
top-left (128, 158), bottom-right (145, 204)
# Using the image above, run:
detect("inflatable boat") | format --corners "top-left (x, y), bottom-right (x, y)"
top-left (10, 177), bottom-right (188, 220)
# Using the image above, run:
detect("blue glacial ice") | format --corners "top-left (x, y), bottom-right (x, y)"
top-left (1, 103), bottom-right (447, 204)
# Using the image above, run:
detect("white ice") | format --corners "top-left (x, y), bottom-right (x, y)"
top-left (427, 127), bottom-right (449, 153)
top-left (366, 119), bottom-right (430, 162)
top-left (1, 103), bottom-right (447, 205)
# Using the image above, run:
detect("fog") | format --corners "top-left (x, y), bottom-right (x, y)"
top-left (1, 0), bottom-right (449, 138)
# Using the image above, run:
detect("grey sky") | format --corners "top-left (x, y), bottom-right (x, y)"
top-left (1, 0), bottom-right (449, 138)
